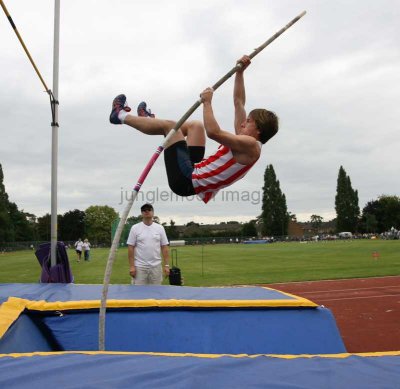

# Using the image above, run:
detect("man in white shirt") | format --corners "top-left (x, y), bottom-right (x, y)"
top-left (127, 203), bottom-right (170, 285)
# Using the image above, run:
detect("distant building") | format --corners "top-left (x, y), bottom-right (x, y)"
top-left (288, 220), bottom-right (304, 237)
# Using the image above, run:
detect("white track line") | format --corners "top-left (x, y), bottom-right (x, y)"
top-left (293, 285), bottom-right (400, 294)
top-left (312, 294), bottom-right (400, 302)
top-left (268, 275), bottom-right (400, 286)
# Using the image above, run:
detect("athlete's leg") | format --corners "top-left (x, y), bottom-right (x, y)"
top-left (110, 94), bottom-right (205, 148)
top-left (180, 120), bottom-right (206, 147)
top-left (110, 95), bottom-right (203, 196)
top-left (124, 115), bottom-right (206, 150)
top-left (124, 115), bottom-right (176, 136)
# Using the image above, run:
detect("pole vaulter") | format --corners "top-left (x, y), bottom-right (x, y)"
top-left (99, 10), bottom-right (306, 350)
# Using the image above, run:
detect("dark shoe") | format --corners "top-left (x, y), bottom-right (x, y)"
top-left (110, 94), bottom-right (131, 124)
top-left (137, 101), bottom-right (155, 118)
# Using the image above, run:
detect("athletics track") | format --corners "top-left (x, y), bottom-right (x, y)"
top-left (265, 276), bottom-right (400, 353)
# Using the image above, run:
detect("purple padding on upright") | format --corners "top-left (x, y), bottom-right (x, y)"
top-left (35, 242), bottom-right (73, 283)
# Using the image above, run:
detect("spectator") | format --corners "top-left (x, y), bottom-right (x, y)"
top-left (127, 203), bottom-right (170, 285)
top-left (82, 239), bottom-right (91, 261)
top-left (74, 238), bottom-right (83, 262)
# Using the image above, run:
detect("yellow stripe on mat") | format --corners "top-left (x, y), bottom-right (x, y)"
top-left (0, 297), bottom-right (29, 338)
top-left (1, 350), bottom-right (399, 359)
top-left (0, 295), bottom-right (317, 338)
top-left (24, 298), bottom-right (317, 310)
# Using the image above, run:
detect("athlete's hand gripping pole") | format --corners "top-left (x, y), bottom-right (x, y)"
top-left (99, 10), bottom-right (306, 351)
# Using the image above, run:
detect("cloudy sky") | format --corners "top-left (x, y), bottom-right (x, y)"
top-left (1, 0), bottom-right (399, 225)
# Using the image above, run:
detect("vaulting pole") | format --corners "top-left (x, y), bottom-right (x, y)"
top-left (1, 0), bottom-right (60, 266)
top-left (99, 10), bottom-right (306, 351)
top-left (0, 0), bottom-right (51, 93)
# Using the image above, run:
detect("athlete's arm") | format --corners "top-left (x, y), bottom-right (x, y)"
top-left (233, 55), bottom-right (251, 134)
top-left (201, 89), bottom-right (258, 158)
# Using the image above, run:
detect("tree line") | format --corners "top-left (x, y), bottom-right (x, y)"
top-left (1, 162), bottom-right (399, 245)
top-left (0, 163), bottom-right (121, 244)
top-left (260, 164), bottom-right (400, 236)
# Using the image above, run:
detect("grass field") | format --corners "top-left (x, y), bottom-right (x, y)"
top-left (1, 240), bottom-right (399, 286)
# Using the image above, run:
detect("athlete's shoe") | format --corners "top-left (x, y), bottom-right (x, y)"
top-left (109, 94), bottom-right (131, 124)
top-left (137, 101), bottom-right (155, 118)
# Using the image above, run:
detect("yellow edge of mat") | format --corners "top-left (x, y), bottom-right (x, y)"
top-left (261, 286), bottom-right (314, 302)
top-left (0, 297), bottom-right (29, 338)
top-left (23, 298), bottom-right (317, 310)
top-left (0, 296), bottom-right (317, 339)
top-left (1, 297), bottom-right (317, 313)
top-left (1, 350), bottom-right (399, 359)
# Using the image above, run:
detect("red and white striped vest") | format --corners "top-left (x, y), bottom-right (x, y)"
top-left (192, 144), bottom-right (260, 203)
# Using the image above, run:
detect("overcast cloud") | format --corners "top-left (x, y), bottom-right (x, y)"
top-left (1, 0), bottom-right (399, 225)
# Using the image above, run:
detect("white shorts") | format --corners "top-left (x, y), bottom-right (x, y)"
top-left (131, 265), bottom-right (163, 285)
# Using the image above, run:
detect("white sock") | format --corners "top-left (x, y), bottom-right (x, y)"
top-left (118, 110), bottom-right (129, 124)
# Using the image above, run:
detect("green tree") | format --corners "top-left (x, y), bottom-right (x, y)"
top-left (85, 205), bottom-right (118, 245)
top-left (25, 212), bottom-right (38, 241)
top-left (59, 209), bottom-right (86, 241)
top-left (361, 195), bottom-right (400, 233)
top-left (37, 213), bottom-right (63, 242)
top-left (186, 221), bottom-right (200, 227)
top-left (164, 219), bottom-right (179, 240)
top-left (378, 195), bottom-right (400, 230)
top-left (364, 213), bottom-right (378, 233)
top-left (127, 215), bottom-right (141, 225)
top-left (8, 202), bottom-right (35, 241)
top-left (0, 164), bottom-right (14, 242)
top-left (37, 213), bottom-right (51, 241)
top-left (0, 164), bottom-right (38, 242)
top-left (310, 214), bottom-right (323, 232)
top-left (335, 166), bottom-right (360, 232)
top-left (242, 220), bottom-right (257, 237)
top-left (261, 164), bottom-right (288, 236)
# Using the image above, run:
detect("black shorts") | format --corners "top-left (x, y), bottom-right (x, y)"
top-left (164, 141), bottom-right (205, 196)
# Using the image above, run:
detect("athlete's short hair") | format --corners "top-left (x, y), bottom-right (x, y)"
top-left (249, 109), bottom-right (279, 144)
